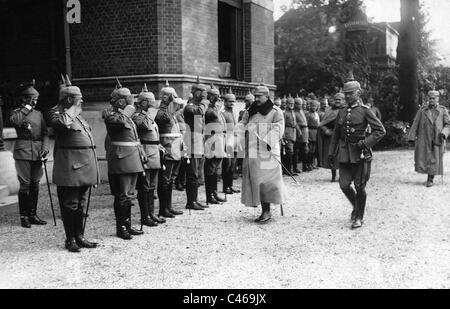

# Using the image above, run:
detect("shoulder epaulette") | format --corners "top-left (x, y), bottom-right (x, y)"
top-left (360, 104), bottom-right (370, 109)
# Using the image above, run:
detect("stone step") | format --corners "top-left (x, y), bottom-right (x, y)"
top-left (0, 195), bottom-right (18, 215)
top-left (0, 185), bottom-right (9, 199)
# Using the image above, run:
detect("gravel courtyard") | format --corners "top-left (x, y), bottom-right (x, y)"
top-left (0, 149), bottom-right (449, 289)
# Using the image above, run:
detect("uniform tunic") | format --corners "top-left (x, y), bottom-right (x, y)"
top-left (408, 105), bottom-right (450, 175)
top-left (318, 107), bottom-right (340, 169)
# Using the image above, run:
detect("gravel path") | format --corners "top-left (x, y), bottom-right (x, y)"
top-left (0, 150), bottom-right (449, 289)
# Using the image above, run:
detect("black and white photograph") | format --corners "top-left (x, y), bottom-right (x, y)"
top-left (0, 0), bottom-right (449, 293)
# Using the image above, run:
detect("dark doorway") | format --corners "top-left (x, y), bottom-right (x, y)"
top-left (0, 0), bottom-right (66, 125)
top-left (218, 0), bottom-right (244, 81)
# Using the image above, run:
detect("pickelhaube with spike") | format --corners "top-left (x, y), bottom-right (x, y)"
top-left (207, 83), bottom-right (221, 96)
top-left (224, 88), bottom-right (236, 102)
top-left (287, 94), bottom-right (295, 104)
top-left (160, 80), bottom-right (178, 98)
top-left (342, 71), bottom-right (362, 93)
top-left (191, 76), bottom-right (207, 93)
top-left (20, 79), bottom-right (39, 97)
top-left (111, 78), bottom-right (132, 102)
top-left (294, 94), bottom-right (303, 105)
top-left (245, 91), bottom-right (255, 102)
top-left (137, 83), bottom-right (156, 104)
top-left (59, 74), bottom-right (82, 101)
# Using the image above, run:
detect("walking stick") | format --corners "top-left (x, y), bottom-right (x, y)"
top-left (83, 186), bottom-right (92, 234)
top-left (42, 159), bottom-right (57, 226)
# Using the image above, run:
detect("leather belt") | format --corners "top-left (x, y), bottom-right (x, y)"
top-left (141, 140), bottom-right (160, 145)
top-left (57, 145), bottom-right (96, 150)
top-left (110, 141), bottom-right (141, 147)
top-left (308, 126), bottom-right (318, 129)
top-left (160, 133), bottom-right (182, 138)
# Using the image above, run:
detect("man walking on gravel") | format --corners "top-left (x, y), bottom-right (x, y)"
top-left (328, 79), bottom-right (385, 229)
top-left (408, 90), bottom-right (450, 187)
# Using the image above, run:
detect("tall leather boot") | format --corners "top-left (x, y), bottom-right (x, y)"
top-left (426, 175), bottom-right (434, 187)
top-left (186, 182), bottom-right (204, 210)
top-left (255, 203), bottom-right (272, 223)
top-left (192, 182), bottom-right (207, 209)
top-left (158, 185), bottom-right (175, 218)
top-left (18, 191), bottom-right (31, 228)
top-left (331, 170), bottom-right (337, 182)
top-left (342, 187), bottom-right (357, 222)
top-left (115, 198), bottom-right (132, 240)
top-left (124, 200), bottom-right (144, 236)
top-left (352, 192), bottom-right (367, 229)
top-left (206, 175), bottom-right (219, 205)
top-left (212, 174), bottom-right (226, 203)
top-left (74, 207), bottom-right (98, 248)
top-left (167, 183), bottom-right (183, 215)
top-left (148, 190), bottom-right (165, 224)
top-left (138, 190), bottom-right (157, 227)
top-left (28, 184), bottom-right (47, 225)
top-left (60, 208), bottom-right (80, 253)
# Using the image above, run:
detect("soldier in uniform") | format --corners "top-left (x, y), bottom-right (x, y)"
top-left (155, 81), bottom-right (185, 218)
top-left (10, 82), bottom-right (49, 228)
top-left (204, 84), bottom-right (227, 204)
top-left (183, 79), bottom-right (209, 210)
top-left (221, 89), bottom-right (240, 195)
top-left (283, 95), bottom-right (300, 176)
top-left (238, 85), bottom-right (286, 223)
top-left (305, 100), bottom-right (320, 171)
top-left (103, 81), bottom-right (145, 240)
top-left (174, 98), bottom-right (188, 192)
top-left (408, 90), bottom-right (450, 187)
top-left (328, 79), bottom-right (386, 229)
top-left (47, 76), bottom-right (99, 252)
top-left (132, 84), bottom-right (165, 227)
top-left (318, 93), bottom-right (345, 182)
top-left (293, 95), bottom-right (309, 174)
top-left (237, 92), bottom-right (255, 176)
top-left (280, 96), bottom-right (287, 112)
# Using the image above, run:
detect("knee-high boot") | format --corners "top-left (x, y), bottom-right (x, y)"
top-left (167, 183), bottom-right (183, 215)
top-left (124, 200), bottom-right (144, 236)
top-left (74, 207), bottom-right (98, 248)
top-left (341, 187), bottom-right (357, 221)
top-left (18, 191), bottom-right (31, 228)
top-left (255, 203), bottom-right (272, 223)
top-left (114, 197), bottom-right (132, 240)
top-left (28, 184), bottom-right (46, 225)
top-left (60, 207), bottom-right (80, 252)
top-left (138, 190), bottom-right (157, 227)
top-left (148, 189), bottom-right (165, 223)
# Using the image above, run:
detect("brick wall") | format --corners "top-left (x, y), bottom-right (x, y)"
top-left (157, 0), bottom-right (183, 74)
top-left (181, 0), bottom-right (220, 78)
top-left (244, 2), bottom-right (274, 85)
top-left (70, 0), bottom-right (158, 78)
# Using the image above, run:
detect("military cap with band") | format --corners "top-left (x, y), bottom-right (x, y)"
top-left (254, 84), bottom-right (270, 96)
top-left (428, 90), bottom-right (440, 97)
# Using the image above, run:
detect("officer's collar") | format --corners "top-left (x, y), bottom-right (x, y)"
top-left (348, 102), bottom-right (359, 109)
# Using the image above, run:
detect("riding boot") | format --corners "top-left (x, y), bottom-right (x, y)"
top-left (28, 184), bottom-right (47, 225)
top-left (148, 190), bottom-right (165, 224)
top-left (212, 175), bottom-right (226, 203)
top-left (124, 200), bottom-right (144, 236)
top-left (18, 191), bottom-right (31, 228)
top-left (331, 170), bottom-right (337, 182)
top-left (352, 192), bottom-right (367, 229)
top-left (60, 208), bottom-right (81, 253)
top-left (342, 187), bottom-right (357, 222)
top-left (426, 175), bottom-right (435, 187)
top-left (167, 183), bottom-right (183, 215)
top-left (206, 175), bottom-right (219, 204)
top-left (115, 198), bottom-right (132, 240)
top-left (138, 190), bottom-right (157, 227)
top-left (186, 183), bottom-right (204, 210)
top-left (255, 203), bottom-right (272, 223)
top-left (74, 207), bottom-right (98, 248)
top-left (158, 185), bottom-right (175, 218)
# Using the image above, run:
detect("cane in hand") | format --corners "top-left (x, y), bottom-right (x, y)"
top-left (42, 158), bottom-right (57, 226)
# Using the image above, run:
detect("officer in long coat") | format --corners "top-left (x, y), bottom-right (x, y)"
top-left (408, 90), bottom-right (450, 187)
top-left (155, 81), bottom-right (185, 218)
top-left (47, 76), bottom-right (99, 252)
top-left (10, 82), bottom-right (49, 228)
top-left (318, 93), bottom-right (345, 182)
top-left (103, 82), bottom-right (145, 240)
top-left (221, 89), bottom-right (240, 195)
top-left (183, 79), bottom-right (209, 210)
top-left (203, 85), bottom-right (227, 204)
top-left (238, 85), bottom-right (286, 223)
top-left (132, 84), bottom-right (165, 227)
top-left (305, 100), bottom-right (320, 171)
top-left (329, 80), bottom-right (386, 229)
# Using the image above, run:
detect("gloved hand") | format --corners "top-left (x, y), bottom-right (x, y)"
top-left (328, 155), bottom-right (335, 167)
